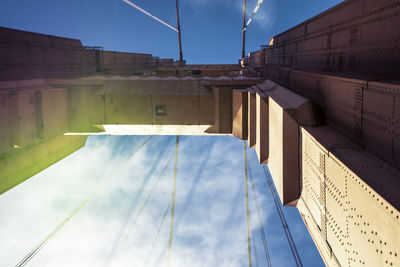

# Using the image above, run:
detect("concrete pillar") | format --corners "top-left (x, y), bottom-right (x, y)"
top-left (7, 90), bottom-right (37, 147)
top-left (232, 90), bottom-right (248, 140)
top-left (68, 85), bottom-right (105, 132)
top-left (0, 92), bottom-right (11, 154)
top-left (256, 94), bottom-right (269, 163)
top-left (253, 79), bottom-right (316, 206)
top-left (40, 89), bottom-right (68, 139)
top-left (247, 92), bottom-right (256, 147)
top-left (268, 98), bottom-right (299, 206)
top-left (210, 87), bottom-right (232, 134)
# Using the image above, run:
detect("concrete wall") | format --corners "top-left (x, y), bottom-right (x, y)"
top-left (298, 125), bottom-right (400, 267)
top-left (102, 51), bottom-right (153, 74)
top-left (0, 80), bottom-right (87, 193)
top-left (248, 0), bottom-right (400, 79)
top-left (0, 76), bottom-right (251, 193)
top-left (239, 77), bottom-right (400, 265)
top-left (242, 0), bottom-right (400, 264)
top-left (244, 80), bottom-right (316, 205)
top-left (0, 27), bottom-right (97, 80)
top-left (0, 27), bottom-right (162, 81)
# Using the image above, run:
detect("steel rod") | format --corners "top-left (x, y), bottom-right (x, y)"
top-left (176, 0), bottom-right (183, 62)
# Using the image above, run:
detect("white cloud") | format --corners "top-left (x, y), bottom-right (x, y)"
top-left (0, 135), bottom-right (318, 267)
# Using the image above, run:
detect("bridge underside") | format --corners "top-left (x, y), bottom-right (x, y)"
top-left (1, 0), bottom-right (400, 265)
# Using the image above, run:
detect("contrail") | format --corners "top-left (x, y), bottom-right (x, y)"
top-left (122, 0), bottom-right (178, 32)
top-left (246, 0), bottom-right (264, 26)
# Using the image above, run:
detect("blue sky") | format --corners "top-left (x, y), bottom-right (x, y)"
top-left (0, 0), bottom-right (343, 63)
top-left (0, 136), bottom-right (323, 266)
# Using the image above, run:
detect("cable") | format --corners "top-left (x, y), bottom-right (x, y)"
top-left (16, 136), bottom-right (153, 267)
top-left (144, 202), bottom-right (171, 267)
top-left (246, 0), bottom-right (264, 27)
top-left (167, 136), bottom-right (179, 267)
top-left (242, 0), bottom-right (247, 61)
top-left (175, 0), bottom-right (183, 61)
top-left (243, 141), bottom-right (252, 267)
top-left (262, 165), bottom-right (303, 267)
top-left (122, 0), bottom-right (178, 32)
top-left (107, 144), bottom-right (176, 266)
top-left (252, 233), bottom-right (260, 267)
top-left (247, 154), bottom-right (272, 267)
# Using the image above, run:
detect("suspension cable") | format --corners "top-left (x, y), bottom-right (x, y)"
top-left (167, 136), bottom-right (179, 267)
top-left (262, 165), bottom-right (303, 267)
top-left (247, 153), bottom-right (272, 267)
top-left (243, 141), bottom-right (252, 267)
top-left (242, 0), bottom-right (247, 61)
top-left (252, 233), bottom-right (260, 267)
top-left (144, 202), bottom-right (171, 267)
top-left (246, 0), bottom-right (264, 27)
top-left (16, 136), bottom-right (153, 267)
top-left (107, 144), bottom-right (176, 266)
top-left (122, 0), bottom-right (178, 32)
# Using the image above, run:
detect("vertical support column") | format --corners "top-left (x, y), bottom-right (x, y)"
top-left (210, 87), bottom-right (232, 134)
top-left (268, 97), bottom-right (300, 206)
top-left (232, 90), bottom-right (248, 140)
top-left (0, 92), bottom-right (11, 154)
top-left (8, 90), bottom-right (37, 147)
top-left (256, 94), bottom-right (269, 163)
top-left (248, 92), bottom-right (256, 147)
top-left (39, 89), bottom-right (68, 139)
